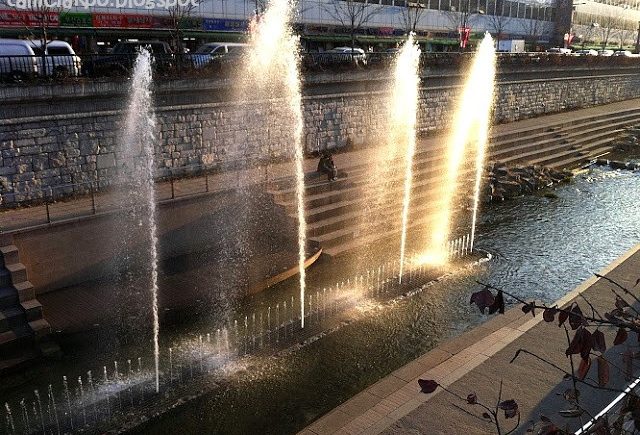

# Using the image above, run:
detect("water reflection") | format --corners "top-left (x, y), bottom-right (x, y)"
top-left (140, 167), bottom-right (640, 434)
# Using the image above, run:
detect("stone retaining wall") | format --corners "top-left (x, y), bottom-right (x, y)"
top-left (1, 70), bottom-right (639, 206)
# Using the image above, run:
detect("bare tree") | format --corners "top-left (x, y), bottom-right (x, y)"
top-left (616, 17), bottom-right (635, 49)
top-left (484, 0), bottom-right (512, 41)
top-left (322, 0), bottom-right (382, 49)
top-left (444, 0), bottom-right (482, 32)
top-left (596, 13), bottom-right (620, 49)
top-left (519, 15), bottom-right (545, 47)
top-left (167, 0), bottom-right (201, 54)
top-left (250, 0), bottom-right (268, 16)
top-left (400, 0), bottom-right (427, 34)
top-left (575, 22), bottom-right (599, 48)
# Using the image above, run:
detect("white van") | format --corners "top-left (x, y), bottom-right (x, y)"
top-left (31, 40), bottom-right (82, 77)
top-left (0, 39), bottom-right (39, 80)
top-left (189, 42), bottom-right (248, 68)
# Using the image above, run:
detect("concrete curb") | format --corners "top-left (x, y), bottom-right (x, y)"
top-left (300, 243), bottom-right (640, 435)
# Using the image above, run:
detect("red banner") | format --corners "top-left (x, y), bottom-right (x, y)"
top-left (458, 26), bottom-right (471, 49)
top-left (0, 9), bottom-right (59, 28)
top-left (92, 13), bottom-right (154, 28)
top-left (124, 14), bottom-right (153, 28)
top-left (92, 13), bottom-right (125, 28)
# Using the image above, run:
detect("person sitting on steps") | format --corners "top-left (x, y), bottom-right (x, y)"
top-left (317, 150), bottom-right (338, 181)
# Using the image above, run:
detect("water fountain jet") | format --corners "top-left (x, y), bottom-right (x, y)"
top-left (119, 49), bottom-right (161, 392)
top-left (469, 35), bottom-right (496, 251)
top-left (390, 34), bottom-right (421, 284)
top-left (425, 33), bottom-right (495, 260)
top-left (240, 0), bottom-right (307, 327)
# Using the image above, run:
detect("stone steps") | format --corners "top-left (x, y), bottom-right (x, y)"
top-left (0, 233), bottom-right (55, 375)
top-left (268, 106), bottom-right (640, 256)
top-left (281, 125), bottom-right (609, 234)
top-left (501, 127), bottom-right (625, 168)
top-left (273, 108), bottom-right (639, 208)
top-left (323, 209), bottom-right (443, 257)
top-left (491, 112), bottom-right (638, 164)
top-left (313, 194), bottom-right (453, 250)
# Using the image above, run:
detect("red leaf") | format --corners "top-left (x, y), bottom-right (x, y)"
top-left (565, 327), bottom-right (591, 358)
top-left (558, 310), bottom-right (569, 327)
top-left (543, 307), bottom-right (557, 323)
top-left (470, 288), bottom-right (495, 314)
top-left (592, 330), bottom-right (606, 353)
top-left (581, 330), bottom-right (593, 360)
top-left (418, 379), bottom-right (439, 394)
top-left (614, 328), bottom-right (628, 346)
top-left (597, 355), bottom-right (609, 387)
top-left (498, 399), bottom-right (519, 419)
top-left (522, 302), bottom-right (535, 317)
top-left (466, 393), bottom-right (477, 404)
top-left (577, 356), bottom-right (591, 380)
top-left (568, 304), bottom-right (584, 330)
top-left (488, 291), bottom-right (505, 315)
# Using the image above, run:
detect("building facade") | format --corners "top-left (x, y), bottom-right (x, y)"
top-left (0, 0), bottom-right (637, 50)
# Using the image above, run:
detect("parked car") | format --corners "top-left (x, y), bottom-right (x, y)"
top-left (31, 40), bottom-right (82, 77)
top-left (189, 42), bottom-right (248, 69)
top-left (597, 49), bottom-right (614, 56)
top-left (326, 47), bottom-right (367, 65)
top-left (84, 41), bottom-right (173, 76)
top-left (0, 39), bottom-right (39, 81)
top-left (573, 49), bottom-right (598, 56)
top-left (546, 47), bottom-right (572, 54)
top-left (613, 50), bottom-right (634, 57)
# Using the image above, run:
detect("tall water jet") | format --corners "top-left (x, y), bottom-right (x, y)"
top-left (469, 34), bottom-right (496, 251)
top-left (390, 35), bottom-right (421, 283)
top-left (423, 33), bottom-right (495, 262)
top-left (240, 0), bottom-right (307, 326)
top-left (119, 49), bottom-right (160, 392)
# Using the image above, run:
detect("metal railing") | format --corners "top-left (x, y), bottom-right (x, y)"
top-left (1, 51), bottom-right (639, 84)
top-left (0, 159), bottom-right (292, 232)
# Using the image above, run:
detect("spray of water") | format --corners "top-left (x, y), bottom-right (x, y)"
top-left (390, 35), bottom-right (421, 283)
top-left (469, 34), bottom-right (496, 251)
top-left (242, 0), bottom-right (307, 327)
top-left (120, 49), bottom-right (160, 392)
top-left (422, 33), bottom-right (495, 263)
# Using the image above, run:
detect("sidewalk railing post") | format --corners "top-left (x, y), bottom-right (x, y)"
top-left (205, 173), bottom-right (209, 193)
top-left (171, 178), bottom-right (175, 199)
top-left (45, 202), bottom-right (51, 224)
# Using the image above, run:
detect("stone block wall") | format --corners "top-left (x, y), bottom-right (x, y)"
top-left (1, 70), bottom-right (639, 206)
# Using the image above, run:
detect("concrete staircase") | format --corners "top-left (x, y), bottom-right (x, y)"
top-left (269, 107), bottom-right (640, 257)
top-left (0, 233), bottom-right (55, 374)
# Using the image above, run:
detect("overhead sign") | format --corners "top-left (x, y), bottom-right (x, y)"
top-left (202, 18), bottom-right (248, 32)
top-left (92, 13), bottom-right (126, 28)
top-left (0, 10), bottom-right (246, 32)
top-left (60, 12), bottom-right (92, 27)
top-left (0, 9), bottom-right (59, 27)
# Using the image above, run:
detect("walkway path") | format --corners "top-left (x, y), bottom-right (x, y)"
top-left (2, 98), bottom-right (640, 233)
top-left (300, 243), bottom-right (640, 434)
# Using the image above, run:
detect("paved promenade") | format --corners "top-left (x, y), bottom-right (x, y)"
top-left (1, 98), bottom-right (640, 233)
top-left (300, 243), bottom-right (640, 434)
